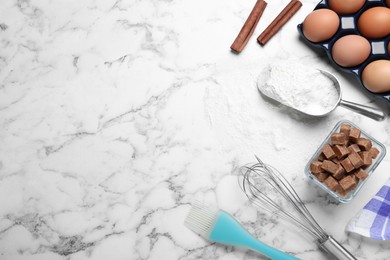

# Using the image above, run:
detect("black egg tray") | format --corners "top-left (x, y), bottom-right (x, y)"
top-left (297, 0), bottom-right (390, 103)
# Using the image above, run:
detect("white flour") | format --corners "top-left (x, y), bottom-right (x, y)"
top-left (258, 62), bottom-right (339, 116)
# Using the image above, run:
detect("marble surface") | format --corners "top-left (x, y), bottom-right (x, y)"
top-left (0, 0), bottom-right (390, 259)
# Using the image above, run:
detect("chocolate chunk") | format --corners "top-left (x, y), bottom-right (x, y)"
top-left (359, 151), bottom-right (372, 168)
top-left (339, 175), bottom-right (357, 191)
top-left (321, 160), bottom-right (344, 180)
top-left (322, 144), bottom-right (336, 160)
top-left (357, 138), bottom-right (372, 151)
top-left (349, 128), bottom-right (361, 143)
top-left (333, 165), bottom-right (346, 181)
top-left (331, 133), bottom-right (347, 145)
top-left (315, 171), bottom-right (329, 182)
top-left (321, 160), bottom-right (339, 175)
top-left (317, 152), bottom-right (326, 162)
top-left (368, 147), bottom-right (380, 159)
top-left (310, 161), bottom-right (322, 174)
top-left (323, 176), bottom-right (340, 192)
top-left (354, 168), bottom-right (369, 181)
top-left (335, 185), bottom-right (347, 197)
top-left (348, 151), bottom-right (364, 169)
top-left (340, 124), bottom-right (351, 138)
top-left (341, 157), bottom-right (354, 173)
top-left (348, 144), bottom-right (361, 154)
top-left (333, 145), bottom-right (350, 159)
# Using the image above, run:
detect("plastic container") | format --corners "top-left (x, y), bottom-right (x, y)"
top-left (304, 120), bottom-right (386, 203)
top-left (297, 0), bottom-right (390, 103)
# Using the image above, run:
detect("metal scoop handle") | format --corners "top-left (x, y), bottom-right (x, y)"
top-left (319, 236), bottom-right (357, 260)
top-left (339, 99), bottom-right (385, 121)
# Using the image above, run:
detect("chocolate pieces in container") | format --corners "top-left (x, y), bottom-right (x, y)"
top-left (305, 120), bottom-right (386, 203)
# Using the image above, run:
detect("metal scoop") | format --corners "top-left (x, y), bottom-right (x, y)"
top-left (258, 69), bottom-right (385, 121)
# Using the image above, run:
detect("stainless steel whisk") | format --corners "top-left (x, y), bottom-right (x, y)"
top-left (240, 156), bottom-right (357, 260)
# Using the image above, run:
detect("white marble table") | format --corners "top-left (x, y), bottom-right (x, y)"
top-left (1, 0), bottom-right (389, 259)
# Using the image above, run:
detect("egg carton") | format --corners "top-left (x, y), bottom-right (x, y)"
top-left (297, 0), bottom-right (390, 102)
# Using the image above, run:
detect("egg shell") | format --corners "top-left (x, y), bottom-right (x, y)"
top-left (331, 35), bottom-right (371, 67)
top-left (358, 7), bottom-right (390, 39)
top-left (328, 0), bottom-right (366, 15)
top-left (302, 9), bottom-right (340, 43)
top-left (362, 60), bottom-right (390, 93)
top-left (388, 41), bottom-right (390, 55)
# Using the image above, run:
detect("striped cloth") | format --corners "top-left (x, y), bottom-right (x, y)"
top-left (346, 178), bottom-right (390, 240)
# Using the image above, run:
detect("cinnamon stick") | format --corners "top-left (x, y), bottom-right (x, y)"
top-left (257, 0), bottom-right (302, 46)
top-left (231, 0), bottom-right (267, 53)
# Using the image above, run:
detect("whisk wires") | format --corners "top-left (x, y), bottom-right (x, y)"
top-left (240, 156), bottom-right (328, 241)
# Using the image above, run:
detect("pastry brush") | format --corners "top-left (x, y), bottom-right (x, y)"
top-left (184, 202), bottom-right (300, 260)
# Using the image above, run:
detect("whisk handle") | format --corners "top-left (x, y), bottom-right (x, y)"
top-left (319, 236), bottom-right (357, 260)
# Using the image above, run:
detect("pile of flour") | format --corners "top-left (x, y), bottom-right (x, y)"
top-left (258, 62), bottom-right (339, 116)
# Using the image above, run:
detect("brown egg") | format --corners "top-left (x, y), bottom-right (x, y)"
top-left (303, 9), bottom-right (340, 42)
top-left (362, 60), bottom-right (390, 93)
top-left (387, 0), bottom-right (390, 7)
top-left (331, 35), bottom-right (371, 67)
top-left (328, 0), bottom-right (366, 15)
top-left (358, 7), bottom-right (390, 39)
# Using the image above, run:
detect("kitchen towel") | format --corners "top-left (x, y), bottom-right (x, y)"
top-left (346, 178), bottom-right (390, 240)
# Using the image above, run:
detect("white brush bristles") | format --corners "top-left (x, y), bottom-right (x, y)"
top-left (184, 202), bottom-right (219, 240)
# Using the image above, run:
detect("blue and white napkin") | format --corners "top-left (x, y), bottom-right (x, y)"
top-left (346, 178), bottom-right (390, 240)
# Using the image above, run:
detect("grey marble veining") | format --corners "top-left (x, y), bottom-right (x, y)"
top-left (1, 0), bottom-right (390, 259)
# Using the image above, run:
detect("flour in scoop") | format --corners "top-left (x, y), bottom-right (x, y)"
top-left (258, 62), bottom-right (339, 115)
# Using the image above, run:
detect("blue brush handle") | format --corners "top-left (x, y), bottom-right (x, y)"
top-left (210, 211), bottom-right (300, 260)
